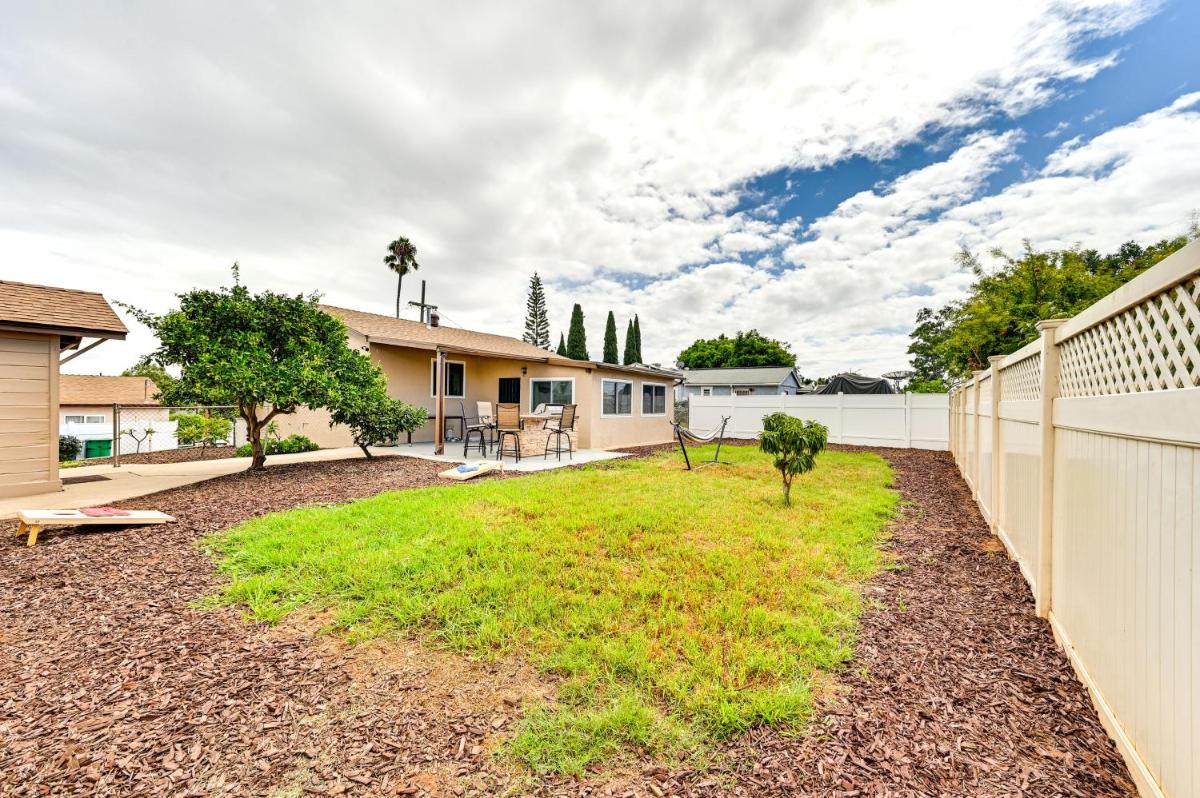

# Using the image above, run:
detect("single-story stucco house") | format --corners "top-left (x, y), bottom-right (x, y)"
top-left (0, 280), bottom-right (127, 496)
top-left (677, 366), bottom-right (804, 400)
top-left (277, 306), bottom-right (681, 452)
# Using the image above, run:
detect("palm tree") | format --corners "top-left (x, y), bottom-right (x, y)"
top-left (383, 237), bottom-right (420, 318)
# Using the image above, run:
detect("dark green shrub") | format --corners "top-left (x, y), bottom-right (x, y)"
top-left (59, 435), bottom-right (82, 462)
top-left (235, 434), bottom-right (318, 458)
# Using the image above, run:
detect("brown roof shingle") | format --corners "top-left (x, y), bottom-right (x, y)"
top-left (0, 280), bottom-right (128, 338)
top-left (60, 375), bottom-right (160, 406)
top-left (320, 305), bottom-right (680, 379)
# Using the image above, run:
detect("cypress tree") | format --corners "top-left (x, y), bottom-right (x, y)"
top-left (622, 319), bottom-right (635, 365)
top-left (522, 272), bottom-right (550, 348)
top-left (602, 311), bottom-right (619, 363)
top-left (556, 332), bottom-right (567, 357)
top-left (565, 304), bottom-right (589, 360)
top-left (631, 314), bottom-right (643, 363)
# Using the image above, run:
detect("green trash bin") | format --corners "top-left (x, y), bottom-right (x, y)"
top-left (84, 438), bottom-right (113, 459)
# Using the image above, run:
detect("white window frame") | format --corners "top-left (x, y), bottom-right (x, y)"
top-left (600, 378), bottom-right (634, 418)
top-left (85, 414), bottom-right (106, 423)
top-left (429, 359), bottom-right (467, 399)
top-left (528, 377), bottom-right (575, 412)
top-left (64, 414), bottom-right (85, 423)
top-left (640, 382), bottom-right (668, 416)
top-left (700, 386), bottom-right (712, 397)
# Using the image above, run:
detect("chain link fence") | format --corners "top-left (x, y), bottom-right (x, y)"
top-left (59, 405), bottom-right (248, 466)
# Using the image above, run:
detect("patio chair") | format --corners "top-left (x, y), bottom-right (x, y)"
top-left (495, 403), bottom-right (522, 462)
top-left (462, 400), bottom-right (496, 457)
top-left (543, 404), bottom-right (576, 460)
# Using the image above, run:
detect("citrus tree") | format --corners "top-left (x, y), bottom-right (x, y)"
top-left (759, 413), bottom-right (828, 506)
top-left (123, 264), bottom-right (386, 470)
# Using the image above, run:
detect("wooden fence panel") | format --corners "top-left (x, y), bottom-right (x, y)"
top-left (948, 239), bottom-right (1200, 798)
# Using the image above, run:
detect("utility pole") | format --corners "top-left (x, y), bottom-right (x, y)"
top-left (407, 280), bottom-right (438, 324)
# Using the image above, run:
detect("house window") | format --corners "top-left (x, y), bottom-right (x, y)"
top-left (87, 415), bottom-right (105, 423)
top-left (700, 387), bottom-right (712, 397)
top-left (734, 388), bottom-right (751, 396)
top-left (641, 383), bottom-right (667, 415)
top-left (429, 360), bottom-right (466, 398)
top-left (601, 379), bottom-right (633, 416)
top-left (65, 415), bottom-right (85, 423)
top-left (529, 378), bottom-right (574, 411)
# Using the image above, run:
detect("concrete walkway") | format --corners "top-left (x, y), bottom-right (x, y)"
top-left (0, 447), bottom-right (397, 519)
top-left (0, 444), bottom-right (629, 519)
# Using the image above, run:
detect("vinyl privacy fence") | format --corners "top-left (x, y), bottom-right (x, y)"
top-left (689, 392), bottom-right (949, 449)
top-left (950, 239), bottom-right (1200, 798)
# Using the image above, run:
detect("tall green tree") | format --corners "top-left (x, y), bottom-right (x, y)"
top-left (123, 264), bottom-right (388, 471)
top-left (383, 237), bottom-right (419, 318)
top-left (565, 303), bottom-right (589, 360)
top-left (908, 234), bottom-right (1192, 381)
top-left (122, 356), bottom-right (185, 405)
top-left (678, 330), bottom-right (795, 368)
top-left (523, 272), bottom-right (551, 348)
top-left (556, 333), bottom-right (567, 357)
top-left (622, 319), bottom-right (636, 365)
top-left (602, 311), bottom-right (619, 363)
top-left (630, 315), bottom-right (643, 363)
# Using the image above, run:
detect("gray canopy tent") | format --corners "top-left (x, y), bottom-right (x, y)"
top-left (816, 373), bottom-right (895, 395)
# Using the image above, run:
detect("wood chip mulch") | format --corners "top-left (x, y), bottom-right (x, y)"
top-left (0, 449), bottom-right (1136, 797)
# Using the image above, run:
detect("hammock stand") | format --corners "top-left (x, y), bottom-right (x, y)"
top-left (673, 416), bottom-right (731, 470)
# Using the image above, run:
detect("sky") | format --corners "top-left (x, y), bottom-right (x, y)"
top-left (1, 0), bottom-right (1198, 378)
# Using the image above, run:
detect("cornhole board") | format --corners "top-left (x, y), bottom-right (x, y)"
top-left (15, 509), bottom-right (176, 546)
top-left (438, 461), bottom-right (504, 481)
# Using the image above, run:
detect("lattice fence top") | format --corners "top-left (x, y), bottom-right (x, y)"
top-left (1059, 274), bottom-right (1200, 397)
top-left (1001, 353), bottom-right (1042, 401)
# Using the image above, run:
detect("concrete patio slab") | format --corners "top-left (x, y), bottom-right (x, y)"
top-left (381, 441), bottom-right (628, 472)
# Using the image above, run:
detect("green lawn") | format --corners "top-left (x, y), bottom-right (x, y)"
top-left (205, 445), bottom-right (897, 774)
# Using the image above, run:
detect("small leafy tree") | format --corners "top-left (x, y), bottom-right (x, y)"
top-left (523, 273), bottom-right (551, 349)
top-left (759, 413), bottom-right (827, 506)
top-left (329, 375), bottom-right (429, 457)
top-left (122, 426), bottom-right (155, 454)
top-left (174, 413), bottom-right (234, 454)
top-left (123, 264), bottom-right (387, 471)
top-left (602, 311), bottom-right (619, 364)
top-left (565, 303), bottom-right (588, 360)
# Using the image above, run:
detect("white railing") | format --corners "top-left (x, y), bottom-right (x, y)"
top-left (949, 239), bottom-right (1200, 798)
top-left (689, 392), bottom-right (949, 450)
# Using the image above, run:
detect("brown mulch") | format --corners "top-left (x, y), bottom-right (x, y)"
top-left (109, 446), bottom-right (241, 466)
top-left (0, 449), bottom-right (1135, 797)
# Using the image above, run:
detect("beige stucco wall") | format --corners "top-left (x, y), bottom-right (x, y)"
top-left (276, 341), bottom-right (676, 452)
top-left (587, 368), bottom-right (676, 450)
top-left (0, 332), bottom-right (60, 498)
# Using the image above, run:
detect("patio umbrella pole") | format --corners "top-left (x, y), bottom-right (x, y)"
top-left (434, 349), bottom-right (445, 455)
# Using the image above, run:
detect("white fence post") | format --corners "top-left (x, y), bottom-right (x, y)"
top-left (988, 356), bottom-right (1003, 535)
top-left (1034, 319), bottom-right (1066, 619)
top-left (836, 391), bottom-right (844, 444)
top-left (903, 392), bottom-right (912, 449)
top-left (971, 370), bottom-right (983, 499)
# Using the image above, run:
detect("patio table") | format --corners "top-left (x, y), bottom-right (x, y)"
top-left (520, 413), bottom-right (559, 429)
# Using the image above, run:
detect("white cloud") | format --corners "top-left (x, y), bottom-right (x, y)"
top-left (0, 0), bottom-right (1167, 377)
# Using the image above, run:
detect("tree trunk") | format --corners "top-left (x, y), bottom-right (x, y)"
top-left (243, 409), bottom-right (268, 471)
top-left (396, 273), bottom-right (403, 318)
top-left (781, 476), bottom-right (792, 506)
top-left (359, 443), bottom-right (373, 458)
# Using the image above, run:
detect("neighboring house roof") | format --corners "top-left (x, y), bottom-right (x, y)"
top-left (0, 280), bottom-right (128, 339)
top-left (321, 305), bottom-right (680, 380)
top-left (60, 375), bottom-right (161, 407)
top-left (682, 366), bottom-right (799, 386)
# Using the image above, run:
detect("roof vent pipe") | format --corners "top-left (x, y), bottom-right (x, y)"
top-left (429, 311), bottom-right (439, 328)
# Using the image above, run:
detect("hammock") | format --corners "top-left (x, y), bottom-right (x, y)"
top-left (672, 416), bottom-right (731, 470)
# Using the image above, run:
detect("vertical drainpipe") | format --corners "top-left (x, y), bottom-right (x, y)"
top-left (434, 349), bottom-right (446, 455)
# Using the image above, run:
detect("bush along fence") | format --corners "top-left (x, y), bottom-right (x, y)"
top-left (949, 239), bottom-right (1200, 798)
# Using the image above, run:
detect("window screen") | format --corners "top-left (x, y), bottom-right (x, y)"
top-left (530, 379), bottom-right (573, 410)
top-left (641, 384), bottom-right (666, 414)
top-left (602, 380), bottom-right (632, 415)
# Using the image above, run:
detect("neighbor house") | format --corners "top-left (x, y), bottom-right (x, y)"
top-left (0, 280), bottom-right (127, 496)
top-left (276, 306), bottom-right (681, 452)
top-left (59, 375), bottom-right (169, 459)
top-left (678, 366), bottom-right (804, 400)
